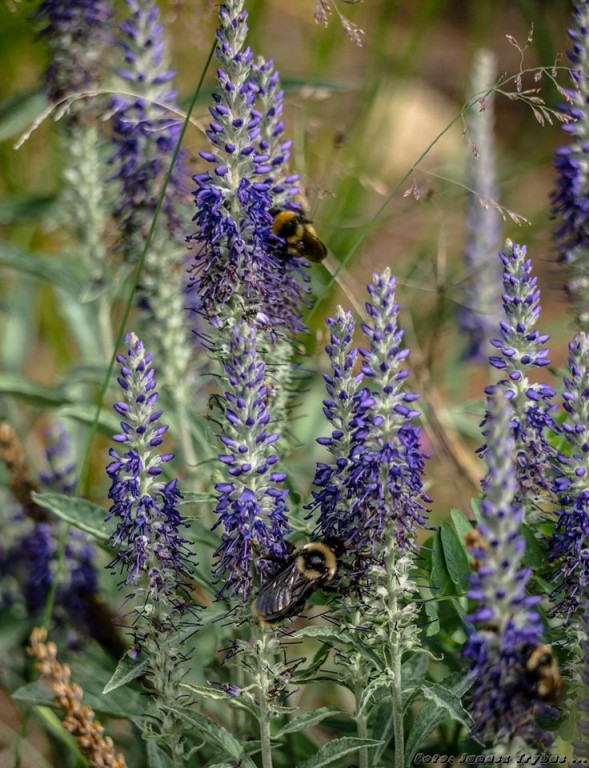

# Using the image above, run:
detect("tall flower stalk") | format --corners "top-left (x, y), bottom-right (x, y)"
top-left (109, 0), bottom-right (201, 477)
top-left (481, 240), bottom-right (557, 512)
top-left (34, 0), bottom-right (114, 111)
top-left (460, 49), bottom-right (502, 361)
top-left (210, 322), bottom-right (293, 768)
top-left (34, 0), bottom-right (115, 354)
top-left (314, 270), bottom-right (429, 562)
top-left (109, 0), bottom-right (195, 400)
top-left (552, 0), bottom-right (589, 331)
top-left (312, 270), bottom-right (430, 766)
top-left (110, 0), bottom-right (188, 253)
top-left (189, 0), bottom-right (308, 337)
top-left (106, 333), bottom-right (197, 763)
top-left (550, 333), bottom-right (589, 620)
top-left (464, 391), bottom-right (554, 749)
top-left (212, 323), bottom-right (290, 601)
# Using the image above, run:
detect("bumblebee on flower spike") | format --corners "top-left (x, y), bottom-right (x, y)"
top-left (271, 208), bottom-right (328, 263)
top-left (252, 540), bottom-right (339, 624)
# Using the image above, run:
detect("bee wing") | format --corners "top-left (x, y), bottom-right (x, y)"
top-left (254, 561), bottom-right (316, 623)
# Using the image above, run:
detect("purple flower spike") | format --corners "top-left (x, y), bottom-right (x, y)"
top-left (1, 425), bottom-right (99, 645)
top-left (464, 391), bottom-right (553, 749)
top-left (550, 333), bottom-right (589, 620)
top-left (110, 0), bottom-right (188, 254)
top-left (481, 240), bottom-right (558, 504)
top-left (39, 423), bottom-right (78, 494)
top-left (551, 1), bottom-right (589, 331)
top-left (106, 333), bottom-right (195, 610)
top-left (212, 323), bottom-right (290, 600)
top-left (313, 269), bottom-right (429, 565)
top-left (252, 56), bottom-right (299, 208)
top-left (34, 0), bottom-right (114, 109)
top-left (188, 0), bottom-right (308, 335)
top-left (459, 49), bottom-right (502, 361)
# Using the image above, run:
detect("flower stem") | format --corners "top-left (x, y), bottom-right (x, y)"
top-left (353, 672), bottom-right (369, 768)
top-left (257, 630), bottom-right (274, 768)
top-left (386, 548), bottom-right (405, 767)
top-left (390, 628), bottom-right (404, 767)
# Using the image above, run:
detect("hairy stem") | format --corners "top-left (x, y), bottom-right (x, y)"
top-left (353, 669), bottom-right (369, 768)
top-left (257, 630), bottom-right (274, 768)
top-left (387, 563), bottom-right (404, 767)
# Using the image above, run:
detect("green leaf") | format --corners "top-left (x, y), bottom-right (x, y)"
top-left (0, 89), bottom-right (48, 142)
top-left (423, 591), bottom-right (440, 636)
top-left (103, 653), bottom-right (150, 694)
top-left (430, 531), bottom-right (450, 595)
top-left (521, 523), bottom-right (544, 569)
top-left (404, 677), bottom-right (473, 767)
top-left (450, 508), bottom-right (474, 546)
top-left (13, 681), bottom-right (55, 709)
top-left (179, 683), bottom-right (256, 715)
top-left (297, 737), bottom-right (382, 768)
top-left (290, 625), bottom-right (342, 641)
top-left (470, 496), bottom-right (483, 524)
top-left (56, 404), bottom-right (120, 435)
top-left (0, 373), bottom-right (69, 407)
top-left (440, 523), bottom-right (470, 592)
top-left (0, 194), bottom-right (57, 224)
top-left (402, 652), bottom-right (429, 683)
top-left (0, 243), bottom-right (85, 293)
top-left (31, 706), bottom-right (84, 766)
top-left (165, 706), bottom-right (254, 765)
top-left (276, 707), bottom-right (346, 737)
top-left (293, 642), bottom-right (332, 681)
top-left (13, 679), bottom-right (146, 719)
top-left (32, 492), bottom-right (116, 542)
top-left (146, 740), bottom-right (175, 768)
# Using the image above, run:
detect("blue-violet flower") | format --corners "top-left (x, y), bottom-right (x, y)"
top-left (35, 0), bottom-right (114, 110)
top-left (313, 269), bottom-right (429, 563)
top-left (106, 333), bottom-right (194, 615)
top-left (189, 0), bottom-right (308, 335)
top-left (551, 0), bottom-right (589, 331)
top-left (7, 424), bottom-right (98, 642)
top-left (481, 240), bottom-right (557, 506)
top-left (110, 0), bottom-right (188, 253)
top-left (212, 322), bottom-right (290, 600)
top-left (464, 390), bottom-right (553, 748)
top-left (550, 333), bottom-right (589, 620)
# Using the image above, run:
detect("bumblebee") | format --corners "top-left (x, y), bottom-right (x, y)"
top-left (522, 643), bottom-right (562, 703)
top-left (271, 209), bottom-right (328, 263)
top-left (253, 541), bottom-right (338, 624)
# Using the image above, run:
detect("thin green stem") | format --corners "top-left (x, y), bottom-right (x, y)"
top-left (353, 669), bottom-right (369, 768)
top-left (257, 630), bottom-right (274, 768)
top-left (391, 629), bottom-right (404, 768)
top-left (387, 563), bottom-right (404, 768)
